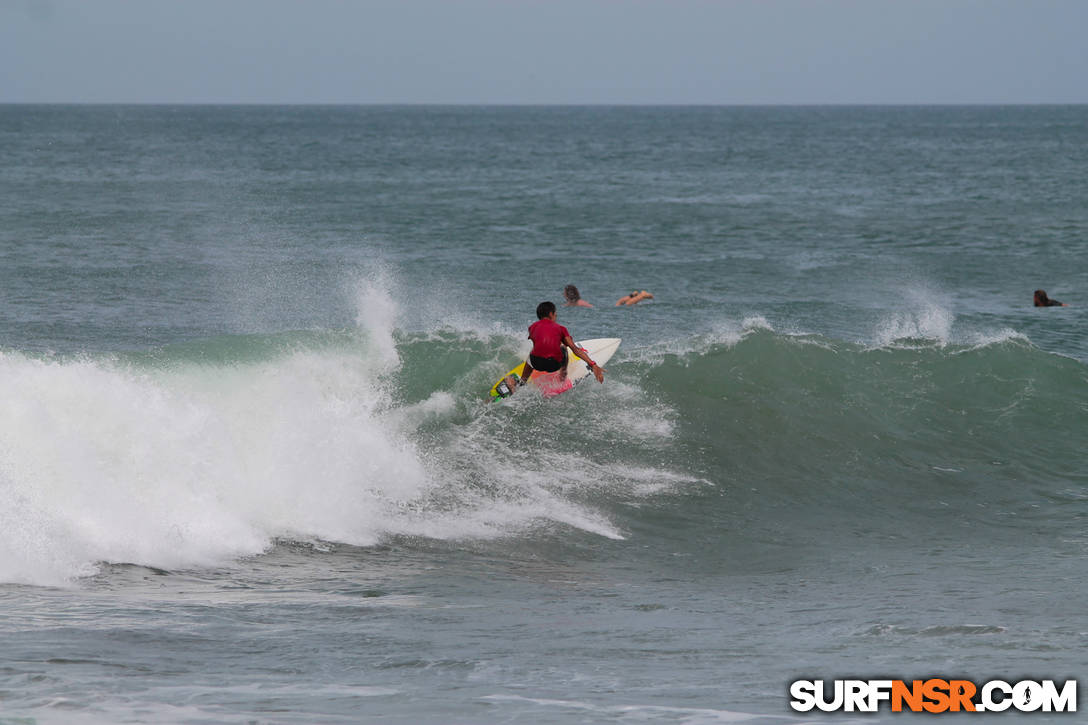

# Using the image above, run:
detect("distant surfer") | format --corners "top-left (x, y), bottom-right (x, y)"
top-left (527, 301), bottom-right (604, 384)
top-left (563, 284), bottom-right (593, 307)
top-left (1034, 289), bottom-right (1068, 307)
top-left (616, 290), bottom-right (654, 306)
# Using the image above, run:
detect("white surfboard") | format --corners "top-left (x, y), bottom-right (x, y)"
top-left (561, 337), bottom-right (621, 385)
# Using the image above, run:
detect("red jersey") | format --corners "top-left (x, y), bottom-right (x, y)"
top-left (528, 318), bottom-right (569, 361)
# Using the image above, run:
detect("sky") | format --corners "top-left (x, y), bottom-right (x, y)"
top-left (1, 0), bottom-right (1086, 105)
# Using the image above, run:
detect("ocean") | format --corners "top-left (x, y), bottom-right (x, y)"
top-left (1, 105), bottom-right (1085, 723)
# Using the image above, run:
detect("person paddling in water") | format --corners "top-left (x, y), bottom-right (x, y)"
top-left (527, 301), bottom-right (605, 384)
top-left (1034, 289), bottom-right (1069, 307)
top-left (563, 284), bottom-right (593, 307)
top-left (616, 290), bottom-right (653, 306)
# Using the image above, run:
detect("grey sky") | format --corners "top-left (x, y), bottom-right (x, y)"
top-left (2, 0), bottom-right (1086, 104)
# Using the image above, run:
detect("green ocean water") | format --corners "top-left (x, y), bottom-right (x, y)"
top-left (0, 105), bottom-right (1086, 723)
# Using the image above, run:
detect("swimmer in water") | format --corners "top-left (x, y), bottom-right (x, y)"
top-left (616, 290), bottom-right (654, 306)
top-left (563, 284), bottom-right (593, 307)
top-left (1034, 289), bottom-right (1068, 307)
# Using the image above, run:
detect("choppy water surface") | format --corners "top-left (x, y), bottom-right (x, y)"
top-left (1, 105), bottom-right (1086, 723)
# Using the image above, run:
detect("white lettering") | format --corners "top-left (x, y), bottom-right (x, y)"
top-left (789, 680), bottom-right (816, 712)
top-left (868, 680), bottom-right (893, 711)
top-left (817, 680), bottom-right (844, 712)
top-left (844, 680), bottom-right (868, 712)
top-left (1014, 680), bottom-right (1043, 712)
top-left (981, 680), bottom-right (1012, 712)
top-left (1041, 679), bottom-right (1077, 712)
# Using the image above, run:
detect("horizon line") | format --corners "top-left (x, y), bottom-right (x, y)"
top-left (2, 101), bottom-right (1087, 108)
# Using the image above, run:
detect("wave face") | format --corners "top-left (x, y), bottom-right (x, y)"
top-left (3, 294), bottom-right (1084, 587)
top-left (630, 327), bottom-right (1087, 545)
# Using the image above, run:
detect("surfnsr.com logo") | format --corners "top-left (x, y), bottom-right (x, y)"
top-left (789, 679), bottom-right (1078, 713)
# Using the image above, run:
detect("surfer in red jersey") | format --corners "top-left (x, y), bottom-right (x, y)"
top-left (1034, 289), bottom-right (1068, 307)
top-left (528, 301), bottom-right (605, 383)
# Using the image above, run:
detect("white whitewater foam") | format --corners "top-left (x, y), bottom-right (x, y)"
top-left (0, 345), bottom-right (427, 586)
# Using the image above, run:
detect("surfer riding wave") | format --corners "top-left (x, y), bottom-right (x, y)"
top-left (528, 301), bottom-right (605, 383)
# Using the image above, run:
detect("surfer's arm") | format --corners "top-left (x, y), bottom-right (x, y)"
top-left (562, 335), bottom-right (605, 383)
